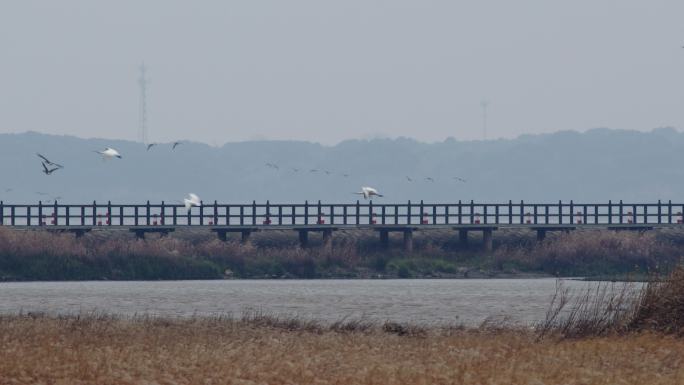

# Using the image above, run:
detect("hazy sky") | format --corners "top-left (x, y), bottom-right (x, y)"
top-left (1, 0), bottom-right (683, 145)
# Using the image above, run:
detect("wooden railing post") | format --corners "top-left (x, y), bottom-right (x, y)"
top-left (119, 205), bottom-right (124, 226)
top-left (330, 204), bottom-right (334, 225)
top-left (278, 204), bottom-right (283, 225)
top-left (519, 200), bottom-right (524, 224)
top-left (146, 200), bottom-right (151, 226)
top-left (161, 201), bottom-right (166, 225)
top-left (369, 200), bottom-right (374, 224)
top-left (608, 200), bottom-right (612, 224)
top-left (508, 200), bottom-right (513, 224)
top-left (469, 200), bottom-right (474, 224)
top-left (38, 201), bottom-right (43, 226)
top-left (134, 205), bottom-right (139, 226)
top-left (445, 204), bottom-right (450, 225)
top-left (214, 201), bottom-right (218, 225)
top-left (107, 201), bottom-right (112, 226)
top-left (0, 200), bottom-right (3, 226)
top-left (457, 200), bottom-right (462, 225)
top-left (668, 200), bottom-right (673, 224)
top-left (27, 204), bottom-right (32, 226)
top-left (558, 200), bottom-right (562, 225)
top-left (304, 200), bottom-right (309, 225)
top-left (619, 200), bottom-right (623, 224)
top-left (407, 200), bottom-right (412, 225)
top-left (381, 204), bottom-right (386, 225)
top-left (494, 204), bottom-right (499, 225)
top-left (240, 205), bottom-right (244, 226)
top-left (569, 200), bottom-right (574, 225)
top-left (658, 200), bottom-right (662, 224)
top-left (533, 204), bottom-right (537, 225)
top-left (343, 204), bottom-right (348, 225)
top-left (483, 204), bottom-right (488, 224)
top-left (92, 201), bottom-right (97, 226)
top-left (53, 201), bottom-right (58, 226)
top-left (251, 201), bottom-right (256, 225)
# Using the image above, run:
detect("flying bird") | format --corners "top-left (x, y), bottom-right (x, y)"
top-left (94, 147), bottom-right (122, 160)
top-left (265, 163), bottom-right (279, 170)
top-left (291, 168), bottom-right (300, 172)
top-left (323, 170), bottom-right (332, 175)
top-left (452, 177), bottom-right (467, 183)
top-left (172, 141), bottom-right (183, 150)
top-left (309, 169), bottom-right (319, 173)
top-left (146, 143), bottom-right (157, 151)
top-left (41, 162), bottom-right (61, 175)
top-left (342, 173), bottom-right (350, 178)
top-left (183, 193), bottom-right (201, 211)
top-left (406, 176), bottom-right (413, 182)
top-left (354, 186), bottom-right (383, 200)
top-left (425, 177), bottom-right (435, 183)
top-left (36, 153), bottom-right (63, 168)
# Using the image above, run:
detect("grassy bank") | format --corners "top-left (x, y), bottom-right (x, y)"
top-left (0, 314), bottom-right (682, 384)
top-left (0, 227), bottom-right (683, 280)
top-left (3, 267), bottom-right (684, 383)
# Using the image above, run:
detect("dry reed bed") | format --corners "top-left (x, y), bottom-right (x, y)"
top-left (1, 313), bottom-right (683, 385)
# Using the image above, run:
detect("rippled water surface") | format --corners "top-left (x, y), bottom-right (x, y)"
top-left (0, 279), bottom-right (605, 326)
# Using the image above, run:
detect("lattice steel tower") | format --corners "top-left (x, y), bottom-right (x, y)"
top-left (138, 63), bottom-right (149, 144)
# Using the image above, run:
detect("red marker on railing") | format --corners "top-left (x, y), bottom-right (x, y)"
top-left (317, 214), bottom-right (325, 225)
top-left (525, 212), bottom-right (532, 224)
top-left (263, 216), bottom-right (271, 225)
top-left (371, 212), bottom-right (377, 225)
top-left (474, 213), bottom-right (481, 225)
top-left (626, 211), bottom-right (633, 224)
top-left (421, 212), bottom-right (429, 225)
top-left (576, 211), bottom-right (583, 224)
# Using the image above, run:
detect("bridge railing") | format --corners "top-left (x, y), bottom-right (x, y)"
top-left (0, 200), bottom-right (682, 227)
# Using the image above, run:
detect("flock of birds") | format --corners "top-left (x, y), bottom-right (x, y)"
top-left (26, 140), bottom-right (467, 209)
top-left (263, 161), bottom-right (466, 200)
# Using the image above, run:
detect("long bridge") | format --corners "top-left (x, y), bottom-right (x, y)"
top-left (1, 200), bottom-right (682, 251)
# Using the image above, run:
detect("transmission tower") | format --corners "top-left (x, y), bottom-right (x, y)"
top-left (138, 63), bottom-right (149, 144)
top-left (480, 99), bottom-right (490, 140)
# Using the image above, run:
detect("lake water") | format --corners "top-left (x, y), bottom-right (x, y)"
top-left (0, 278), bottom-right (616, 326)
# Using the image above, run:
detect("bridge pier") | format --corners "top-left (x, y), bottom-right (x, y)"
top-left (379, 230), bottom-right (389, 249)
top-left (403, 230), bottom-right (413, 253)
top-left (322, 229), bottom-right (333, 252)
top-left (298, 230), bottom-right (309, 248)
top-left (537, 229), bottom-right (546, 242)
top-left (459, 229), bottom-right (468, 247)
top-left (129, 227), bottom-right (175, 240)
top-left (483, 229), bottom-right (493, 252)
top-left (241, 230), bottom-right (252, 245)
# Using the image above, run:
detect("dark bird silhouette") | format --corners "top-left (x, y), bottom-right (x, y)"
top-left (323, 170), bottom-right (331, 175)
top-left (406, 176), bottom-right (413, 182)
top-left (292, 168), bottom-right (300, 172)
top-left (452, 177), bottom-right (467, 183)
top-left (41, 162), bottom-right (61, 175)
top-left (425, 177), bottom-right (435, 183)
top-left (146, 143), bottom-right (157, 151)
top-left (265, 163), bottom-right (279, 170)
top-left (36, 153), bottom-right (63, 168)
top-left (309, 169), bottom-right (319, 173)
top-left (172, 141), bottom-right (183, 150)
top-left (342, 173), bottom-right (350, 178)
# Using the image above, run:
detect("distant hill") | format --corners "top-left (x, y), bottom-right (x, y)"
top-left (0, 128), bottom-right (682, 203)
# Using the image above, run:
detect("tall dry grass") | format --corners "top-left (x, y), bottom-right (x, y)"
top-left (0, 312), bottom-right (683, 384)
top-left (1, 226), bottom-right (684, 279)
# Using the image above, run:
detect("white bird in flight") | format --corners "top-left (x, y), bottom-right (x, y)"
top-left (354, 186), bottom-right (383, 200)
top-left (95, 147), bottom-right (122, 160)
top-left (184, 193), bottom-right (201, 211)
